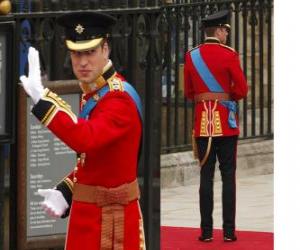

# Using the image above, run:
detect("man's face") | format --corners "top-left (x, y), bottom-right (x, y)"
top-left (216, 27), bottom-right (229, 44)
top-left (70, 43), bottom-right (109, 84)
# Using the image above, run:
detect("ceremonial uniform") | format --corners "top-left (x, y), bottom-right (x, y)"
top-left (32, 64), bottom-right (145, 249)
top-left (184, 10), bottom-right (248, 241)
top-left (21, 12), bottom-right (146, 250)
top-left (184, 38), bottom-right (248, 137)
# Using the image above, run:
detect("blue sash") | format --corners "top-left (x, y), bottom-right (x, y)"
top-left (79, 81), bottom-right (143, 122)
top-left (190, 48), bottom-right (237, 128)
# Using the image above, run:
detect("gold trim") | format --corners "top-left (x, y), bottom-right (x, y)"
top-left (64, 178), bottom-right (74, 192)
top-left (45, 89), bottom-right (72, 110)
top-left (113, 205), bottom-right (124, 250)
top-left (101, 206), bottom-right (114, 249)
top-left (138, 202), bottom-right (146, 250)
top-left (200, 102), bottom-right (209, 136)
top-left (41, 105), bottom-right (56, 125)
top-left (108, 75), bottom-right (124, 92)
top-left (43, 109), bottom-right (59, 127)
top-left (220, 44), bottom-right (236, 52)
top-left (42, 88), bottom-right (78, 125)
top-left (79, 76), bottom-right (106, 94)
top-left (100, 205), bottom-right (125, 250)
top-left (66, 38), bottom-right (103, 52)
top-left (211, 100), bottom-right (223, 136)
top-left (212, 111), bottom-right (223, 135)
top-left (102, 59), bottom-right (113, 74)
top-left (94, 75), bottom-right (106, 87)
top-left (224, 24), bottom-right (231, 30)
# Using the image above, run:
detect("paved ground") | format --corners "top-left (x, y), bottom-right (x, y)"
top-left (161, 173), bottom-right (273, 232)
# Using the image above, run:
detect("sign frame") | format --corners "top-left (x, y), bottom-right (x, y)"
top-left (17, 80), bottom-right (81, 250)
top-left (0, 21), bottom-right (15, 144)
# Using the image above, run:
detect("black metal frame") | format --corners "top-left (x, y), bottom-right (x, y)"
top-left (0, 21), bottom-right (16, 144)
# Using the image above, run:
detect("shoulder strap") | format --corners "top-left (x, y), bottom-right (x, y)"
top-left (79, 82), bottom-right (143, 122)
top-left (190, 48), bottom-right (224, 92)
top-left (220, 44), bottom-right (236, 52)
top-left (188, 44), bottom-right (200, 53)
top-left (123, 81), bottom-right (143, 122)
top-left (79, 85), bottom-right (110, 119)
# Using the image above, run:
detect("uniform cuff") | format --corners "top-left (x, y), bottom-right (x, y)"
top-left (56, 178), bottom-right (73, 218)
top-left (31, 88), bottom-right (77, 126)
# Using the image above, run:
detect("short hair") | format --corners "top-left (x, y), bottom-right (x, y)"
top-left (204, 27), bottom-right (218, 37)
top-left (99, 38), bottom-right (112, 52)
top-left (99, 38), bottom-right (107, 47)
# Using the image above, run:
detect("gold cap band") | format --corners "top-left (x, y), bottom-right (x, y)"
top-left (66, 38), bottom-right (103, 52)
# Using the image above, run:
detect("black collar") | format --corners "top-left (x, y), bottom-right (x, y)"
top-left (102, 64), bottom-right (116, 81)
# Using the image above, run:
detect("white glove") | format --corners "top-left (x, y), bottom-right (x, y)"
top-left (19, 47), bottom-right (44, 104)
top-left (37, 189), bottom-right (69, 218)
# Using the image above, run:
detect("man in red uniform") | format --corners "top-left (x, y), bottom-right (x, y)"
top-left (20, 12), bottom-right (145, 250)
top-left (184, 10), bottom-right (248, 242)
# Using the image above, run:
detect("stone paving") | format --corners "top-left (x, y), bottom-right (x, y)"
top-left (161, 173), bottom-right (273, 232)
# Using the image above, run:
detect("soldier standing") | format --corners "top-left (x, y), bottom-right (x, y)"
top-left (184, 10), bottom-right (248, 242)
top-left (20, 12), bottom-right (145, 250)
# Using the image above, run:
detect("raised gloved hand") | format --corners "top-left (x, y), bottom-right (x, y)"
top-left (37, 189), bottom-right (69, 218)
top-left (19, 47), bottom-right (44, 104)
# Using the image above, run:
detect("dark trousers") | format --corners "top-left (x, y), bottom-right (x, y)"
top-left (196, 136), bottom-right (238, 233)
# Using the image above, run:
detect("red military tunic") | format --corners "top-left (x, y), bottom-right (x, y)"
top-left (32, 64), bottom-right (145, 250)
top-left (184, 37), bottom-right (248, 137)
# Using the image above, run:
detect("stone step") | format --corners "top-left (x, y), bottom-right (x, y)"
top-left (161, 138), bottom-right (273, 189)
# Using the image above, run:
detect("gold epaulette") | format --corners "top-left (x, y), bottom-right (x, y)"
top-left (220, 44), bottom-right (236, 52)
top-left (107, 75), bottom-right (125, 92)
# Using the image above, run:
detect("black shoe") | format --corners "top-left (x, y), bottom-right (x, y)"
top-left (223, 231), bottom-right (237, 242)
top-left (198, 231), bottom-right (213, 242)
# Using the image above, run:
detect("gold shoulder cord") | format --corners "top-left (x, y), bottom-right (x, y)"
top-left (200, 137), bottom-right (212, 167)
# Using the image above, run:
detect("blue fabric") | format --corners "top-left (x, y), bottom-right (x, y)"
top-left (190, 48), bottom-right (224, 92)
top-left (79, 82), bottom-right (143, 122)
top-left (123, 81), bottom-right (143, 121)
top-left (220, 101), bottom-right (238, 128)
top-left (190, 48), bottom-right (237, 128)
top-left (79, 85), bottom-right (110, 119)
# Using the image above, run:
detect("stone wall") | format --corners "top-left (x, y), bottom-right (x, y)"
top-left (161, 138), bottom-right (273, 188)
